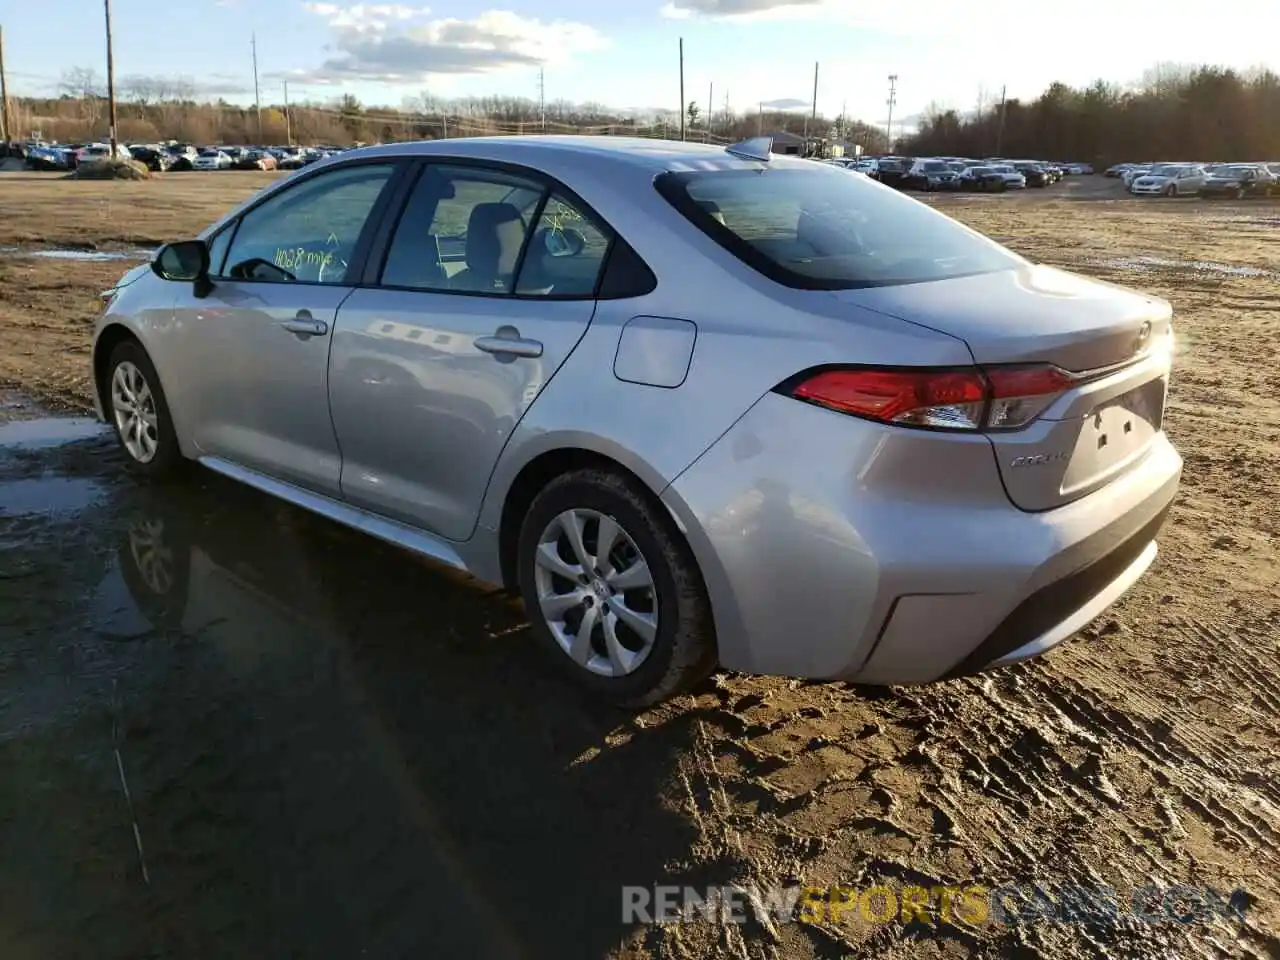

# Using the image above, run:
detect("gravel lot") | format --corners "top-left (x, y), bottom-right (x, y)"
top-left (0, 169), bottom-right (1277, 958)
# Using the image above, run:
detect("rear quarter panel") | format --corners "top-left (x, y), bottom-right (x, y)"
top-left (472, 168), bottom-right (976, 583)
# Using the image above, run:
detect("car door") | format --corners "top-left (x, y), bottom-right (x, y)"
top-left (170, 160), bottom-right (403, 496)
top-left (328, 162), bottom-right (607, 541)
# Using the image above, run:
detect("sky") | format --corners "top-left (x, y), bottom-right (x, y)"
top-left (5, 0), bottom-right (1280, 129)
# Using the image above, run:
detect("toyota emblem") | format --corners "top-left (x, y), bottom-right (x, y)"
top-left (1134, 321), bottom-right (1153, 353)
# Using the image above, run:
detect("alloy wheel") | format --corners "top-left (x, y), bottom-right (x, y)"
top-left (111, 360), bottom-right (159, 463)
top-left (532, 508), bottom-right (658, 678)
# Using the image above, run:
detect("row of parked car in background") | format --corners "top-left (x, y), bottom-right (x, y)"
top-left (1103, 161), bottom-right (1280, 199)
top-left (823, 155), bottom-right (1092, 193)
top-left (18, 139), bottom-right (348, 173)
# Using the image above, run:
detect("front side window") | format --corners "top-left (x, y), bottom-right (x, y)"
top-left (656, 166), bottom-right (1023, 290)
top-left (222, 163), bottom-right (396, 284)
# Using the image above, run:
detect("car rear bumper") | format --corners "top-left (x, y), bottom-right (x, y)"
top-left (663, 392), bottom-right (1182, 684)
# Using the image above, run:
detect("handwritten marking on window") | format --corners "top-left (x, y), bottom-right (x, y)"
top-left (273, 246), bottom-right (335, 272)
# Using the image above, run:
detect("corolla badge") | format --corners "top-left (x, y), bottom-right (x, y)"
top-left (1009, 452), bottom-right (1069, 468)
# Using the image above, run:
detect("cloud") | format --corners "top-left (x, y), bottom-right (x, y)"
top-left (658, 0), bottom-right (958, 30)
top-left (115, 73), bottom-right (255, 100)
top-left (759, 97), bottom-right (809, 110)
top-left (660, 0), bottom-right (822, 18)
top-left (284, 3), bottom-right (608, 85)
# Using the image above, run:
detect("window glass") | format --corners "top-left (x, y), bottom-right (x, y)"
top-left (223, 163), bottom-right (396, 284)
top-left (656, 166), bottom-right (1021, 290)
top-left (515, 192), bottom-right (612, 297)
top-left (381, 165), bottom-right (543, 294)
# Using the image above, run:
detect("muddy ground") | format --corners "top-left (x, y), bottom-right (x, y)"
top-left (0, 170), bottom-right (1277, 959)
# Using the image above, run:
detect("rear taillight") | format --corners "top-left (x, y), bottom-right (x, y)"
top-left (791, 368), bottom-right (987, 430)
top-left (783, 364), bottom-right (1077, 432)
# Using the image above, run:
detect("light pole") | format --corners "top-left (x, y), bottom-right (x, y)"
top-left (886, 74), bottom-right (898, 152)
top-left (104, 0), bottom-right (118, 155)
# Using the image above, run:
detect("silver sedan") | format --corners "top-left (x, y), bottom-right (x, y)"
top-left (92, 135), bottom-right (1182, 705)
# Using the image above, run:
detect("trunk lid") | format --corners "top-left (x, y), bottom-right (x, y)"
top-left (838, 264), bottom-right (1171, 371)
top-left (835, 265), bottom-right (1174, 510)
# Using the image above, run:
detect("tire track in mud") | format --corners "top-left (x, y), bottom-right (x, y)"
top-left (654, 613), bottom-right (1280, 959)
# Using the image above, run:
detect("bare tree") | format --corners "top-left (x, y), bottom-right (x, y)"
top-left (59, 66), bottom-right (103, 126)
top-left (120, 74), bottom-right (162, 106)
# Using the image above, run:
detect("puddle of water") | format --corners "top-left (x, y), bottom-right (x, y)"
top-left (0, 246), bottom-right (152, 262)
top-left (0, 476), bottom-right (105, 516)
top-left (1091, 255), bottom-right (1278, 279)
top-left (0, 417), bottom-right (108, 450)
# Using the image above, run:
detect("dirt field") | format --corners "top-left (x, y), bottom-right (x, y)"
top-left (0, 170), bottom-right (1277, 958)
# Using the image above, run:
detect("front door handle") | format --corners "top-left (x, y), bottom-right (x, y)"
top-left (280, 315), bottom-right (328, 337)
top-left (475, 332), bottom-right (543, 359)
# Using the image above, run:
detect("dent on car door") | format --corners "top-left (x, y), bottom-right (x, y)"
top-left (170, 161), bottom-right (402, 495)
top-left (329, 162), bottom-right (607, 541)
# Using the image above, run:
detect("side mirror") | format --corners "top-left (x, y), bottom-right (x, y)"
top-left (153, 240), bottom-right (210, 282)
top-left (543, 227), bottom-right (586, 259)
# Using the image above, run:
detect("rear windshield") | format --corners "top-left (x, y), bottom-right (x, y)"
top-left (655, 167), bottom-right (1021, 290)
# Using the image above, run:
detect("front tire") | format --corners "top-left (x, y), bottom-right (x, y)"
top-left (517, 468), bottom-right (716, 707)
top-left (107, 340), bottom-right (184, 478)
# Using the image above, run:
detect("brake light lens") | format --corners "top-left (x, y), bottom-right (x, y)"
top-left (786, 363), bottom-right (1077, 431)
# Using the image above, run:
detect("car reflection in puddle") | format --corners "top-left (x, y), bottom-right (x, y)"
top-left (2, 429), bottom-right (705, 959)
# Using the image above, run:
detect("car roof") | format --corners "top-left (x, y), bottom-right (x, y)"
top-left (340, 135), bottom-right (813, 179)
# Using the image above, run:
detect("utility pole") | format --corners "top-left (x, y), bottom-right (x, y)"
top-left (706, 82), bottom-right (713, 141)
top-left (885, 74), bottom-right (898, 153)
top-left (251, 33), bottom-right (262, 141)
top-left (104, 0), bottom-right (118, 155)
top-left (538, 67), bottom-right (545, 134)
top-left (0, 26), bottom-right (10, 146)
top-left (995, 83), bottom-right (1008, 156)
top-left (282, 80), bottom-right (292, 146)
top-left (678, 38), bottom-right (685, 141)
top-left (757, 101), bottom-right (762, 137)
top-left (804, 61), bottom-right (818, 141)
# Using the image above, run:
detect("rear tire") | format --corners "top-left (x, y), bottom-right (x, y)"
top-left (106, 340), bottom-right (184, 479)
top-left (516, 468), bottom-right (716, 707)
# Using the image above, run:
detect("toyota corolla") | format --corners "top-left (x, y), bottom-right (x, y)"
top-left (92, 135), bottom-right (1181, 706)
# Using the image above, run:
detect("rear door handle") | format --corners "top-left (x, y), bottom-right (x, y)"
top-left (280, 316), bottom-right (328, 336)
top-left (475, 335), bottom-right (543, 359)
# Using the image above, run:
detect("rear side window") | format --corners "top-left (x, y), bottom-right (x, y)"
top-left (656, 167), bottom-right (1021, 290)
top-left (515, 193), bottom-right (612, 297)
